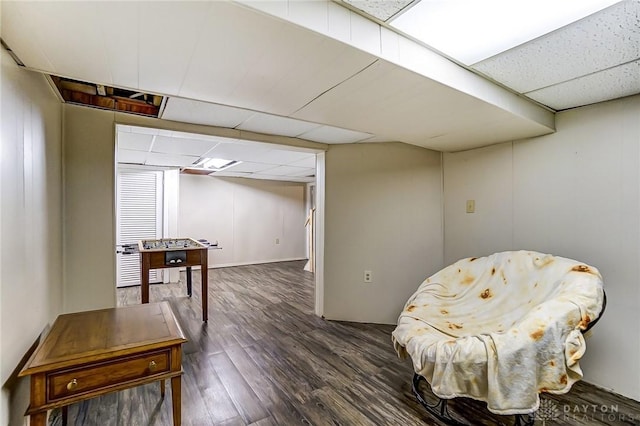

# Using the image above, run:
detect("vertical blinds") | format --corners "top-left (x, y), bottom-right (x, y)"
top-left (117, 170), bottom-right (162, 287)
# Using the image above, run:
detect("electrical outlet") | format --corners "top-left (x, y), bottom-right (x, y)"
top-left (364, 270), bottom-right (373, 283)
top-left (275, 238), bottom-right (280, 244)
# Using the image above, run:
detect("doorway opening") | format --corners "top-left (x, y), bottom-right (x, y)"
top-left (114, 124), bottom-right (325, 315)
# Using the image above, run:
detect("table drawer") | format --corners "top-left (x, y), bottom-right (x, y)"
top-left (47, 350), bottom-right (170, 402)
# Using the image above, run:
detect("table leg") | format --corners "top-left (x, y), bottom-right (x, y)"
top-left (29, 412), bottom-right (47, 426)
top-left (186, 266), bottom-right (192, 297)
top-left (141, 253), bottom-right (150, 304)
top-left (171, 376), bottom-right (181, 426)
top-left (201, 250), bottom-right (208, 322)
top-left (160, 379), bottom-right (166, 399)
top-left (62, 405), bottom-right (68, 426)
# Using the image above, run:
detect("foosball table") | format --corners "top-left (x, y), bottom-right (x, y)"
top-left (119, 238), bottom-right (219, 322)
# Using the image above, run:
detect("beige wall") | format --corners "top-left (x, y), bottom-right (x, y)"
top-left (323, 143), bottom-right (443, 324)
top-left (1, 50), bottom-right (63, 425)
top-left (443, 95), bottom-right (640, 400)
top-left (63, 105), bottom-right (117, 312)
top-left (179, 175), bottom-right (307, 267)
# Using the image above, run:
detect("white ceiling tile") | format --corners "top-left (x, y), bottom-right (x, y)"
top-left (525, 60), bottom-right (640, 110)
top-left (209, 171), bottom-right (253, 179)
top-left (288, 156), bottom-right (317, 168)
top-left (472, 1), bottom-right (640, 93)
top-left (95, 2), bottom-right (139, 88)
top-left (224, 162), bottom-right (276, 173)
top-left (252, 41), bottom-right (376, 116)
top-left (179, 2), bottom-right (376, 116)
top-left (6, 2), bottom-right (112, 84)
top-left (161, 97), bottom-right (255, 128)
top-left (257, 149), bottom-right (318, 165)
top-left (211, 170), bottom-right (313, 183)
top-left (358, 135), bottom-right (394, 143)
top-left (0, 2), bottom-right (54, 71)
top-left (178, 2), bottom-right (287, 105)
top-left (298, 125), bottom-right (373, 144)
top-left (145, 152), bottom-right (199, 168)
top-left (205, 143), bottom-right (273, 163)
top-left (236, 113), bottom-right (321, 137)
top-left (151, 136), bottom-right (219, 157)
top-left (129, 126), bottom-right (160, 136)
top-left (258, 165), bottom-right (308, 176)
top-left (248, 173), bottom-right (314, 183)
top-left (233, 0), bottom-right (289, 20)
top-left (286, 167), bottom-right (316, 177)
top-left (117, 132), bottom-right (154, 151)
top-left (116, 125), bottom-right (133, 133)
top-left (138, 2), bottom-right (212, 95)
top-left (117, 149), bottom-right (148, 165)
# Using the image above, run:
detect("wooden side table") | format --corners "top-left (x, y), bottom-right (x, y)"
top-left (19, 302), bottom-right (187, 425)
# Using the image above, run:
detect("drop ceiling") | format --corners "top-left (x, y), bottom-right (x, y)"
top-left (1, 0), bottom-right (638, 158)
top-left (342, 0), bottom-right (640, 111)
top-left (117, 125), bottom-right (317, 183)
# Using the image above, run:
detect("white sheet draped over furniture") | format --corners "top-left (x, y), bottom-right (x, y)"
top-left (392, 250), bottom-right (605, 416)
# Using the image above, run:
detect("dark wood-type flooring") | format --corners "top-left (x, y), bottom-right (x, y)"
top-left (53, 261), bottom-right (639, 425)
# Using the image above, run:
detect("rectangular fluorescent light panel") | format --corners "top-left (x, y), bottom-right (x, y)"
top-left (389, 0), bottom-right (621, 65)
top-left (193, 157), bottom-right (239, 171)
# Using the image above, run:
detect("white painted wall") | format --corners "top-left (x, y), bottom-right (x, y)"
top-left (443, 95), bottom-right (640, 401)
top-left (1, 49), bottom-right (63, 425)
top-left (63, 105), bottom-right (117, 312)
top-left (323, 143), bottom-right (443, 324)
top-left (179, 175), bottom-right (307, 267)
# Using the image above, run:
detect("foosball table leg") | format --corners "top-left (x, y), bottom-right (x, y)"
top-left (186, 266), bottom-right (192, 297)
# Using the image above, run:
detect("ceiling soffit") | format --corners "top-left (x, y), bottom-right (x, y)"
top-left (1, 0), bottom-right (555, 152)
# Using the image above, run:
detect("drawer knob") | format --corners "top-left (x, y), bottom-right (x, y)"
top-left (149, 360), bottom-right (157, 372)
top-left (66, 379), bottom-right (78, 391)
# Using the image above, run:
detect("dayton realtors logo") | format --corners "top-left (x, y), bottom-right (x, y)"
top-left (534, 398), bottom-right (639, 424)
top-left (534, 398), bottom-right (560, 424)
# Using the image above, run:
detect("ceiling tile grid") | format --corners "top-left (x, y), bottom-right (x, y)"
top-left (117, 132), bottom-right (154, 152)
top-left (161, 97), bottom-right (255, 129)
top-left (150, 136), bottom-right (219, 157)
top-left (525, 59), bottom-right (640, 110)
top-left (298, 125), bottom-right (373, 144)
top-left (118, 149), bottom-right (148, 165)
top-left (472, 1), bottom-right (640, 94)
top-left (224, 162), bottom-right (277, 173)
top-left (161, 97), bottom-right (379, 144)
top-left (236, 113), bottom-right (321, 137)
top-left (341, 0), bottom-right (414, 22)
top-left (145, 152), bottom-right (199, 168)
top-left (115, 126), bottom-right (318, 183)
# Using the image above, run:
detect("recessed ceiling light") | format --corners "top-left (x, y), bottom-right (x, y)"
top-left (192, 157), bottom-right (240, 171)
top-left (389, 0), bottom-right (621, 65)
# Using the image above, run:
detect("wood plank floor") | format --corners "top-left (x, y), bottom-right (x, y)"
top-left (54, 261), bottom-right (639, 425)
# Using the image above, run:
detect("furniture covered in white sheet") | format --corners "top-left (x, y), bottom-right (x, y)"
top-left (392, 250), bottom-right (605, 416)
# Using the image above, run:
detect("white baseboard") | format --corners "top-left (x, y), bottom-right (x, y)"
top-left (212, 257), bottom-right (308, 269)
top-left (175, 258), bottom-right (308, 272)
